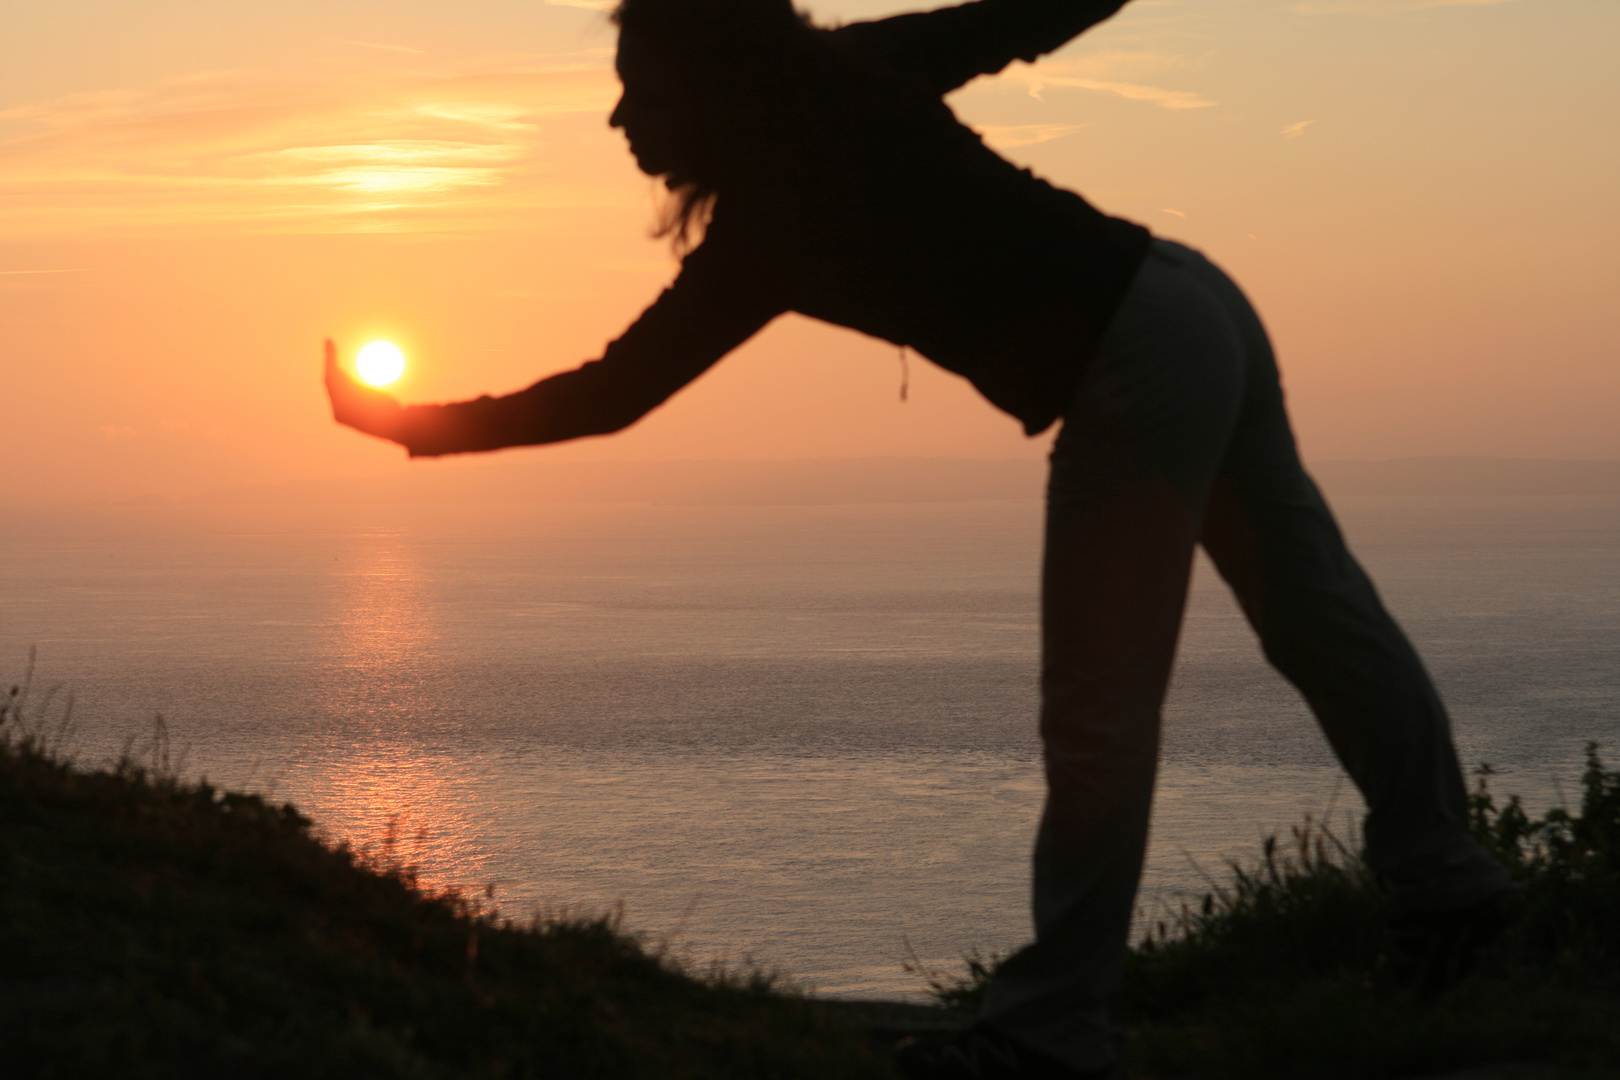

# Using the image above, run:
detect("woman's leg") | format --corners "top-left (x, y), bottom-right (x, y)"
top-left (979, 241), bottom-right (1250, 1072)
top-left (1178, 246), bottom-right (1512, 914)
top-left (976, 241), bottom-right (1511, 1075)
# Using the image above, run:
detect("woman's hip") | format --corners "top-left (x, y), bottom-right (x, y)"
top-left (1050, 238), bottom-right (1264, 505)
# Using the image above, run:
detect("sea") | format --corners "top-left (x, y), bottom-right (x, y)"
top-left (3, 473), bottom-right (1617, 999)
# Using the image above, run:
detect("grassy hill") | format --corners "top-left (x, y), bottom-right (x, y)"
top-left (0, 705), bottom-right (893, 1078)
top-left (912, 750), bottom-right (1620, 1079)
top-left (6, 669), bottom-right (1620, 1078)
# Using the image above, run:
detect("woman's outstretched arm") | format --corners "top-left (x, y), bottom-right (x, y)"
top-left (327, 246), bottom-right (781, 457)
top-left (833, 0), bottom-right (1130, 96)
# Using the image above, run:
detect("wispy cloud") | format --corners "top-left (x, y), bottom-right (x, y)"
top-left (974, 123), bottom-right (1087, 149)
top-left (0, 55), bottom-right (625, 238)
top-left (994, 52), bottom-right (1216, 110)
top-left (1037, 77), bottom-right (1213, 109)
top-left (339, 41), bottom-right (426, 55)
top-left (1281, 119), bottom-right (1318, 138)
top-left (1293, 0), bottom-right (1521, 12)
top-left (0, 267), bottom-right (90, 289)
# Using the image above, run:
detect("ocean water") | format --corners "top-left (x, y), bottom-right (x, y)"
top-left (3, 492), bottom-right (1617, 998)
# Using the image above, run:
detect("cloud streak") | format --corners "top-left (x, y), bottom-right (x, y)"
top-left (340, 41), bottom-right (426, 55)
top-left (0, 56), bottom-right (625, 238)
top-left (992, 52), bottom-right (1216, 110)
top-left (1292, 0), bottom-right (1521, 12)
top-left (974, 123), bottom-right (1087, 149)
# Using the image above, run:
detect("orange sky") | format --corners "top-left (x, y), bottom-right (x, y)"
top-left (2, 0), bottom-right (1616, 502)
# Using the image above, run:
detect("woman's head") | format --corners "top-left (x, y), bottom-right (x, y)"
top-left (609, 30), bottom-right (701, 181)
top-left (610, 0), bottom-right (821, 245)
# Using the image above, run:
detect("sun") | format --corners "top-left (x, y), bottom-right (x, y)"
top-left (356, 341), bottom-right (406, 387)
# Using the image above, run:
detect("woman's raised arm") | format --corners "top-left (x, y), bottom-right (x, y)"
top-left (833, 0), bottom-right (1130, 97)
top-left (326, 247), bottom-right (782, 458)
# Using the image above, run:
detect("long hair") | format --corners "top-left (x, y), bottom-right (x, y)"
top-left (612, 0), bottom-right (838, 251)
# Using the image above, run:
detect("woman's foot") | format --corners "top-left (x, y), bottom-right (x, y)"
top-left (1386, 884), bottom-right (1523, 999)
top-left (895, 1024), bottom-right (1111, 1080)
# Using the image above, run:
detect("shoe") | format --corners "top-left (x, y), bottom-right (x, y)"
top-left (894, 1023), bottom-right (1111, 1080)
top-left (1386, 885), bottom-right (1522, 999)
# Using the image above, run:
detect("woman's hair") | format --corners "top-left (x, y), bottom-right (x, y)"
top-left (612, 0), bottom-right (834, 250)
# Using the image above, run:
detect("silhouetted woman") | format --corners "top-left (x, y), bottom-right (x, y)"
top-left (327, 0), bottom-right (1511, 1075)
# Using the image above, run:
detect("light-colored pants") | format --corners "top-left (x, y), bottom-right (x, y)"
top-left (979, 239), bottom-right (1512, 1071)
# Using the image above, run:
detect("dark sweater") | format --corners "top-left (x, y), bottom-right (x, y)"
top-left (403, 0), bottom-right (1150, 457)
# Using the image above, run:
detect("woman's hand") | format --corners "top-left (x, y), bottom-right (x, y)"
top-left (324, 339), bottom-right (407, 447)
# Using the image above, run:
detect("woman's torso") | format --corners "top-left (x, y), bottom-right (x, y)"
top-left (696, 25), bottom-right (1152, 435)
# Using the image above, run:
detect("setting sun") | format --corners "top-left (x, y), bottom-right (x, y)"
top-left (356, 341), bottom-right (406, 388)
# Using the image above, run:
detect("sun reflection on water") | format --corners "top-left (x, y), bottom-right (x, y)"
top-left (299, 742), bottom-right (494, 899)
top-left (327, 529), bottom-right (431, 676)
top-left (288, 528), bottom-right (496, 897)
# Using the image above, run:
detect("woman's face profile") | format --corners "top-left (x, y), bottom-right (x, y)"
top-left (610, 35), bottom-right (695, 178)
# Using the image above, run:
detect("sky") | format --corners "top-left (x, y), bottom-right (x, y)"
top-left (1, 0), bottom-right (1616, 502)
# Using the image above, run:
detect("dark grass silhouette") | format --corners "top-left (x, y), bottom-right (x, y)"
top-left (916, 749), bottom-right (1620, 1079)
top-left (0, 668), bottom-right (892, 1080)
top-left (9, 655), bottom-right (1616, 1078)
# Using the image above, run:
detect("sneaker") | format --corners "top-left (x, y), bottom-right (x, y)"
top-left (894, 1023), bottom-right (1111, 1080)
